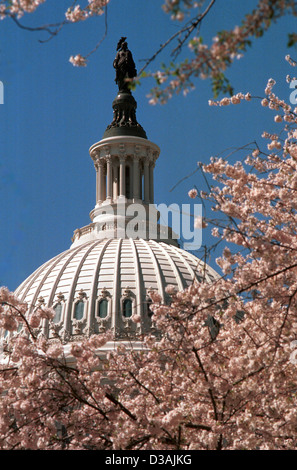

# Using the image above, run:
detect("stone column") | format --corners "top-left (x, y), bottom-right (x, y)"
top-left (95, 163), bottom-right (99, 204)
top-left (106, 157), bottom-right (112, 201)
top-left (97, 161), bottom-right (104, 204)
top-left (113, 164), bottom-right (119, 200)
top-left (149, 162), bottom-right (155, 204)
top-left (139, 167), bottom-right (143, 200)
top-left (133, 156), bottom-right (140, 200)
top-left (144, 160), bottom-right (150, 204)
top-left (119, 156), bottom-right (126, 198)
top-left (102, 165), bottom-right (106, 201)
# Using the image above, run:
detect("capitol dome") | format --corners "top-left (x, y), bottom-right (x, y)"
top-left (15, 238), bottom-right (218, 342)
top-left (11, 39), bottom-right (219, 345)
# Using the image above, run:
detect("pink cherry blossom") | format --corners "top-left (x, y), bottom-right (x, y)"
top-left (69, 54), bottom-right (87, 67)
top-left (188, 188), bottom-right (198, 198)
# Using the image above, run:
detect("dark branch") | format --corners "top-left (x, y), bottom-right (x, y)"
top-left (138, 0), bottom-right (216, 76)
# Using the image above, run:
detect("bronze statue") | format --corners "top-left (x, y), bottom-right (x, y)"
top-left (103, 38), bottom-right (147, 139)
top-left (113, 37), bottom-right (137, 93)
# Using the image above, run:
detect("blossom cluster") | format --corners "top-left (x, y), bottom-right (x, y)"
top-left (148, 0), bottom-right (297, 103)
top-left (65, 1), bottom-right (110, 23)
top-left (188, 188), bottom-right (198, 198)
top-left (0, 0), bottom-right (45, 18)
top-left (69, 54), bottom-right (87, 67)
top-left (208, 92), bottom-right (251, 107)
top-left (0, 0), bottom-right (110, 20)
top-left (162, 0), bottom-right (202, 22)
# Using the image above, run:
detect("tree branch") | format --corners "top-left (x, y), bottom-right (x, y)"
top-left (105, 392), bottom-right (137, 421)
top-left (192, 346), bottom-right (219, 421)
top-left (129, 371), bottom-right (161, 404)
top-left (138, 0), bottom-right (216, 76)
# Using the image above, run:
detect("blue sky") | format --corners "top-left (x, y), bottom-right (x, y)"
top-left (0, 0), bottom-right (296, 291)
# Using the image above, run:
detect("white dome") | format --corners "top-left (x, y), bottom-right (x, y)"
top-left (15, 238), bottom-right (218, 342)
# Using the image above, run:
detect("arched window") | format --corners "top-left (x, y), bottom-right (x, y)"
top-left (123, 298), bottom-right (133, 318)
top-left (74, 300), bottom-right (84, 320)
top-left (53, 303), bottom-right (62, 324)
top-left (97, 299), bottom-right (108, 319)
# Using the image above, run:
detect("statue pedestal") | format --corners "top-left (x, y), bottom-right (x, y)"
top-left (103, 92), bottom-right (147, 139)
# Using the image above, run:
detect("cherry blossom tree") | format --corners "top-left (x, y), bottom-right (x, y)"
top-left (1, 60), bottom-right (297, 449)
top-left (1, 1), bottom-right (297, 100)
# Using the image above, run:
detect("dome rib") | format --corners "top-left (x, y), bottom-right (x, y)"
top-left (89, 238), bottom-right (113, 324)
top-left (112, 238), bottom-right (122, 332)
top-left (18, 246), bottom-right (84, 309)
top-left (14, 253), bottom-right (63, 302)
top-left (64, 239), bottom-right (105, 334)
top-left (129, 238), bottom-right (142, 317)
top-left (185, 251), bottom-right (220, 283)
top-left (166, 244), bottom-right (203, 284)
top-left (150, 240), bottom-right (185, 292)
top-left (138, 239), bottom-right (166, 303)
top-left (47, 241), bottom-right (105, 308)
top-left (177, 248), bottom-right (219, 283)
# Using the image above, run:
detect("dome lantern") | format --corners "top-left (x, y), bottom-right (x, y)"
top-left (72, 39), bottom-right (169, 247)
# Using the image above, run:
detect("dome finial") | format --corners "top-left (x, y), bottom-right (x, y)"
top-left (103, 37), bottom-right (147, 139)
top-left (113, 37), bottom-right (137, 94)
